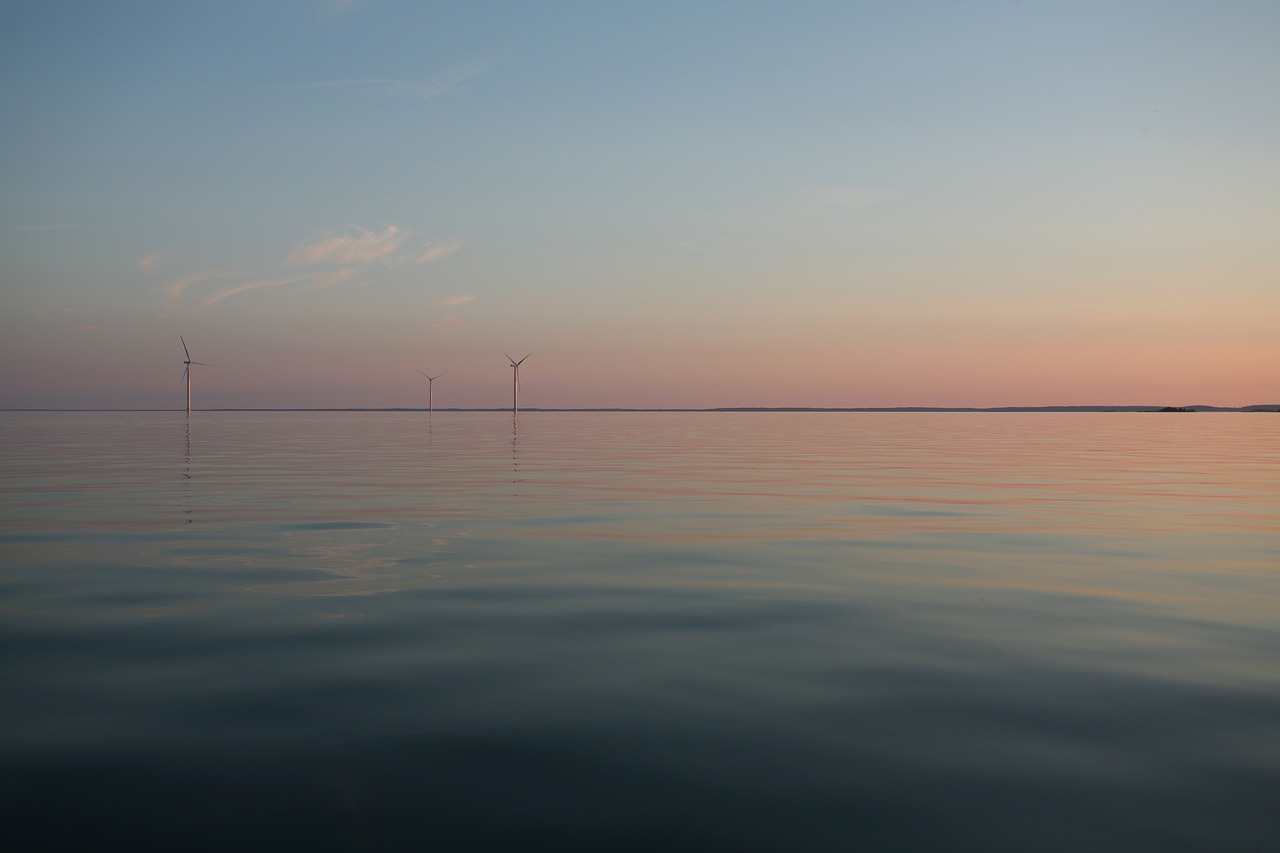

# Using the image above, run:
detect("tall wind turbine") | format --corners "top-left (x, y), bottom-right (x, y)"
top-left (417, 370), bottom-right (443, 413)
top-left (180, 336), bottom-right (211, 415)
top-left (505, 353), bottom-right (530, 413)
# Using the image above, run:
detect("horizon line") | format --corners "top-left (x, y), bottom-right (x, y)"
top-left (3, 404), bottom-right (1277, 413)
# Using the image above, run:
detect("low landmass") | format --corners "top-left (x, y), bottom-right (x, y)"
top-left (707, 405), bottom-right (1277, 413)
top-left (276, 404), bottom-right (1276, 413)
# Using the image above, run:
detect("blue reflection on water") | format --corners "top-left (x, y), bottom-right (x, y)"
top-left (1, 412), bottom-right (1278, 851)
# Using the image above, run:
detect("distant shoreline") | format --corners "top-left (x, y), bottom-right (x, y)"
top-left (4, 405), bottom-right (1278, 414)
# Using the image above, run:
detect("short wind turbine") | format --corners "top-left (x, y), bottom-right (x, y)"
top-left (180, 336), bottom-right (211, 415)
top-left (505, 353), bottom-right (530, 413)
top-left (417, 370), bottom-right (443, 413)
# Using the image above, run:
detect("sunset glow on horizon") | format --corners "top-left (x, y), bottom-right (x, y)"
top-left (2, 1), bottom-right (1276, 410)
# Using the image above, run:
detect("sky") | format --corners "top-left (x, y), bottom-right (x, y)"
top-left (1, 0), bottom-right (1277, 410)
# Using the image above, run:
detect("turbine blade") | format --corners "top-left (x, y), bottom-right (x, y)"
top-left (181, 366), bottom-right (189, 385)
top-left (418, 369), bottom-right (429, 378)
top-left (517, 353), bottom-right (531, 365)
top-left (190, 361), bottom-right (212, 366)
top-left (505, 352), bottom-right (517, 366)
top-left (181, 336), bottom-right (191, 360)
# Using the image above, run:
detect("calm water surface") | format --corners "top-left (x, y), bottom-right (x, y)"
top-left (2, 412), bottom-right (1278, 851)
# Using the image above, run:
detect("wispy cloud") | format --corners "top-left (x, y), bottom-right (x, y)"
top-left (165, 269), bottom-right (239, 301)
top-left (439, 294), bottom-right (476, 306)
top-left (163, 269), bottom-right (320, 310)
top-left (418, 239), bottom-right (462, 265)
top-left (199, 275), bottom-right (311, 308)
top-left (162, 223), bottom-right (461, 311)
top-left (138, 250), bottom-right (163, 272)
top-left (162, 270), bottom-right (313, 309)
top-left (288, 225), bottom-right (402, 266)
top-left (310, 58), bottom-right (491, 101)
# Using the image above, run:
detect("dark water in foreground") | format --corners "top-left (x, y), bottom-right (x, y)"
top-left (2, 412), bottom-right (1278, 851)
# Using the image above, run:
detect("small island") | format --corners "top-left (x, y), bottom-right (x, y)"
top-left (1158, 406), bottom-right (1196, 412)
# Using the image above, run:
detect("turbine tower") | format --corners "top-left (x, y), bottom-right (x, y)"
top-left (417, 370), bottom-right (443, 413)
top-left (505, 353), bottom-right (530, 413)
top-left (180, 336), bottom-right (211, 415)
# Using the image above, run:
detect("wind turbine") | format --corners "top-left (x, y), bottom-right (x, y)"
top-left (417, 370), bottom-right (443, 413)
top-left (180, 336), bottom-right (211, 415)
top-left (505, 353), bottom-right (530, 413)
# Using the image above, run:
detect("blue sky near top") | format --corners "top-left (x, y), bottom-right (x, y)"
top-left (1, 1), bottom-right (1277, 408)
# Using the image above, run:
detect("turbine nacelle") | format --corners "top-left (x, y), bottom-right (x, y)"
top-left (180, 337), bottom-right (211, 370)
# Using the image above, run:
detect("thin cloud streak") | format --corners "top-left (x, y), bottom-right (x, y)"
top-left (310, 58), bottom-right (491, 101)
top-left (288, 226), bottom-right (402, 266)
top-left (138, 251), bottom-right (163, 272)
top-left (165, 269), bottom-right (241, 301)
top-left (162, 223), bottom-right (432, 310)
top-left (165, 268), bottom-right (342, 309)
top-left (199, 275), bottom-right (311, 307)
top-left (418, 240), bottom-right (462, 264)
top-left (439, 294), bottom-right (476, 306)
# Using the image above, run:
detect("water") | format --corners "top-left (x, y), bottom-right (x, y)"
top-left (2, 411), bottom-right (1278, 851)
